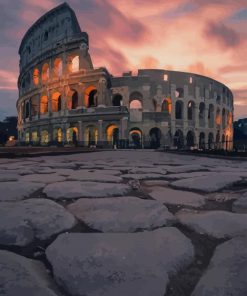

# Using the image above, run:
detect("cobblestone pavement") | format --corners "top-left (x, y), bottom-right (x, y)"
top-left (0, 150), bottom-right (246, 296)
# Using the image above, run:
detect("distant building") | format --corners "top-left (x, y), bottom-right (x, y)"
top-left (0, 116), bottom-right (18, 145)
top-left (17, 3), bottom-right (234, 150)
top-left (233, 118), bottom-right (247, 151)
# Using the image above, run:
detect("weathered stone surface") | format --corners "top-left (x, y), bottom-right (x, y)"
top-left (191, 236), bottom-right (247, 296)
top-left (46, 228), bottom-right (194, 296)
top-left (171, 173), bottom-right (242, 192)
top-left (177, 209), bottom-right (247, 238)
top-left (67, 196), bottom-right (175, 232)
top-left (142, 180), bottom-right (169, 187)
top-left (128, 167), bottom-right (167, 174)
top-left (232, 195), bottom-right (247, 213)
top-left (21, 173), bottom-right (66, 184)
top-left (67, 170), bottom-right (123, 183)
top-left (166, 165), bottom-right (208, 174)
top-left (149, 186), bottom-right (206, 207)
top-left (163, 171), bottom-right (212, 180)
top-left (0, 172), bottom-right (19, 181)
top-left (0, 181), bottom-right (45, 201)
top-left (122, 173), bottom-right (167, 180)
top-left (44, 181), bottom-right (131, 199)
top-left (0, 250), bottom-right (61, 296)
top-left (0, 199), bottom-right (76, 246)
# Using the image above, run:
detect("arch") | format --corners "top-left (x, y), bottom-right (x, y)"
top-left (208, 132), bottom-right (214, 149)
top-left (31, 96), bottom-right (39, 117)
top-left (199, 132), bottom-right (205, 149)
top-left (25, 131), bottom-right (30, 143)
top-left (42, 63), bottom-right (49, 83)
top-left (216, 108), bottom-right (221, 126)
top-left (52, 92), bottom-right (62, 112)
top-left (31, 131), bottom-right (38, 143)
top-left (41, 130), bottom-right (49, 145)
top-left (66, 127), bottom-right (78, 144)
top-left (222, 108), bottom-right (226, 129)
top-left (67, 89), bottom-right (79, 110)
top-left (186, 131), bottom-right (195, 148)
top-left (68, 55), bottom-right (79, 73)
top-left (112, 94), bottom-right (123, 106)
top-left (187, 100), bottom-right (195, 120)
top-left (53, 128), bottom-right (62, 143)
top-left (161, 98), bottom-right (171, 113)
top-left (199, 102), bottom-right (205, 127)
top-left (53, 58), bottom-right (63, 77)
top-left (84, 86), bottom-right (97, 107)
top-left (175, 88), bottom-right (184, 98)
top-left (84, 126), bottom-right (98, 146)
top-left (175, 100), bottom-right (183, 119)
top-left (149, 127), bottom-right (161, 148)
top-left (208, 104), bottom-right (214, 128)
top-left (174, 130), bottom-right (184, 149)
top-left (40, 95), bottom-right (48, 114)
top-left (130, 100), bottom-right (142, 109)
top-left (33, 68), bottom-right (39, 85)
top-left (129, 127), bottom-right (142, 149)
top-left (216, 95), bottom-right (221, 104)
top-left (129, 91), bottom-right (143, 102)
top-left (106, 124), bottom-right (119, 146)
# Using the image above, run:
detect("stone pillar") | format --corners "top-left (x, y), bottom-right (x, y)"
top-left (98, 120), bottom-right (103, 144)
top-left (78, 121), bottom-right (83, 142)
top-left (120, 117), bottom-right (128, 148)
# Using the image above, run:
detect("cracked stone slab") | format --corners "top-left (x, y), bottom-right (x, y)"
top-left (191, 236), bottom-right (247, 296)
top-left (0, 198), bottom-right (76, 246)
top-left (0, 250), bottom-right (61, 296)
top-left (46, 228), bottom-right (194, 296)
top-left (0, 181), bottom-right (45, 201)
top-left (171, 173), bottom-right (242, 192)
top-left (43, 181), bottom-right (131, 199)
top-left (67, 170), bottom-right (123, 183)
top-left (20, 173), bottom-right (67, 184)
top-left (142, 180), bottom-right (169, 187)
top-left (0, 172), bottom-right (20, 182)
top-left (163, 171), bottom-right (212, 181)
top-left (232, 195), bottom-right (247, 213)
top-left (176, 209), bottom-right (247, 239)
top-left (128, 167), bottom-right (167, 175)
top-left (122, 173), bottom-right (167, 180)
top-left (149, 186), bottom-right (206, 207)
top-left (67, 196), bottom-right (175, 232)
top-left (165, 165), bottom-right (208, 174)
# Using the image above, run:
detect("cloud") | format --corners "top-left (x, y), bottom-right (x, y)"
top-left (204, 21), bottom-right (241, 48)
top-left (187, 62), bottom-right (214, 78)
top-left (0, 70), bottom-right (17, 90)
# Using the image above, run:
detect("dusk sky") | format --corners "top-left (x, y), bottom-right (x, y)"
top-left (0, 0), bottom-right (246, 120)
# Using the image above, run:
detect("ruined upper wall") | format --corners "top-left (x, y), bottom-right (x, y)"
top-left (19, 3), bottom-right (88, 70)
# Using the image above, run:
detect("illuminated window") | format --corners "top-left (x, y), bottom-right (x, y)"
top-left (84, 86), bottom-right (97, 107)
top-left (33, 68), bottom-right (39, 85)
top-left (42, 63), bottom-right (49, 82)
top-left (41, 130), bottom-right (49, 144)
top-left (130, 100), bottom-right (142, 109)
top-left (40, 95), bottom-right (48, 114)
top-left (54, 58), bottom-right (62, 77)
top-left (72, 56), bottom-right (79, 72)
top-left (32, 131), bottom-right (38, 142)
top-left (52, 92), bottom-right (62, 112)
top-left (189, 76), bottom-right (193, 84)
top-left (163, 74), bottom-right (168, 81)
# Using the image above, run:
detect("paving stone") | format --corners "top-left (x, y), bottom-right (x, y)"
top-left (176, 209), bottom-right (247, 238)
top-left (20, 173), bottom-right (67, 184)
top-left (166, 165), bottom-right (208, 174)
top-left (44, 181), bottom-right (131, 199)
top-left (67, 170), bottom-right (123, 183)
top-left (0, 181), bottom-right (45, 201)
top-left (171, 173), bottom-right (242, 192)
top-left (232, 195), bottom-right (247, 213)
top-left (122, 173), bottom-right (167, 180)
top-left (191, 236), bottom-right (247, 296)
top-left (0, 198), bottom-right (76, 246)
top-left (46, 228), bottom-right (194, 296)
top-left (149, 186), bottom-right (206, 207)
top-left (0, 172), bottom-right (19, 181)
top-left (0, 250), bottom-right (61, 296)
top-left (142, 180), bottom-right (169, 187)
top-left (128, 167), bottom-right (167, 175)
top-left (67, 196), bottom-right (175, 232)
top-left (163, 171), bottom-right (212, 180)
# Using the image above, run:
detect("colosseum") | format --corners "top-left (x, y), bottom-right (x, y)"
top-left (17, 2), bottom-right (234, 150)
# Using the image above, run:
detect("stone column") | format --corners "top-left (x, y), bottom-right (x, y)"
top-left (78, 120), bottom-right (83, 143)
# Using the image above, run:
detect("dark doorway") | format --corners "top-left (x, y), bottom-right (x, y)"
top-left (149, 127), bottom-right (161, 148)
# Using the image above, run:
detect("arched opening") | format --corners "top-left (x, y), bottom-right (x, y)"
top-left (53, 128), bottom-right (62, 143)
top-left (67, 89), bottom-right (78, 110)
top-left (222, 134), bottom-right (226, 150)
top-left (216, 108), bottom-right (221, 126)
top-left (208, 133), bottom-right (214, 149)
top-left (66, 127), bottom-right (78, 144)
top-left (41, 130), bottom-right (49, 145)
top-left (161, 98), bottom-right (172, 113)
top-left (106, 124), bottom-right (119, 147)
top-left (129, 128), bottom-right (142, 149)
top-left (153, 99), bottom-right (157, 111)
top-left (149, 127), bottom-right (161, 148)
top-left (31, 131), bottom-right (38, 143)
top-left (31, 96), bottom-right (39, 117)
top-left (187, 101), bottom-right (195, 121)
top-left (40, 95), bottom-right (48, 114)
top-left (52, 92), bottom-right (62, 112)
top-left (174, 130), bottom-right (184, 149)
top-left (84, 86), bottom-right (97, 108)
top-left (186, 131), bottom-right (195, 148)
top-left (129, 91), bottom-right (143, 109)
top-left (85, 126), bottom-right (98, 147)
top-left (112, 94), bottom-right (123, 106)
top-left (175, 101), bottom-right (183, 119)
top-left (208, 104), bottom-right (214, 128)
top-left (199, 132), bottom-right (205, 149)
top-left (216, 95), bottom-right (221, 104)
top-left (71, 56), bottom-right (79, 72)
top-left (175, 88), bottom-right (184, 98)
top-left (42, 63), bottom-right (49, 83)
top-left (53, 58), bottom-right (63, 77)
top-left (222, 108), bottom-right (226, 129)
top-left (33, 68), bottom-right (39, 85)
top-left (25, 132), bottom-right (30, 143)
top-left (199, 102), bottom-right (205, 127)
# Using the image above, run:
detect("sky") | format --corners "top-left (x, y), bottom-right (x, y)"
top-left (0, 0), bottom-right (246, 120)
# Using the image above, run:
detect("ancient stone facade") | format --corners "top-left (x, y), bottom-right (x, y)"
top-left (17, 3), bottom-right (234, 150)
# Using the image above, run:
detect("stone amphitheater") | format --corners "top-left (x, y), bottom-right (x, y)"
top-left (17, 3), bottom-right (234, 150)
